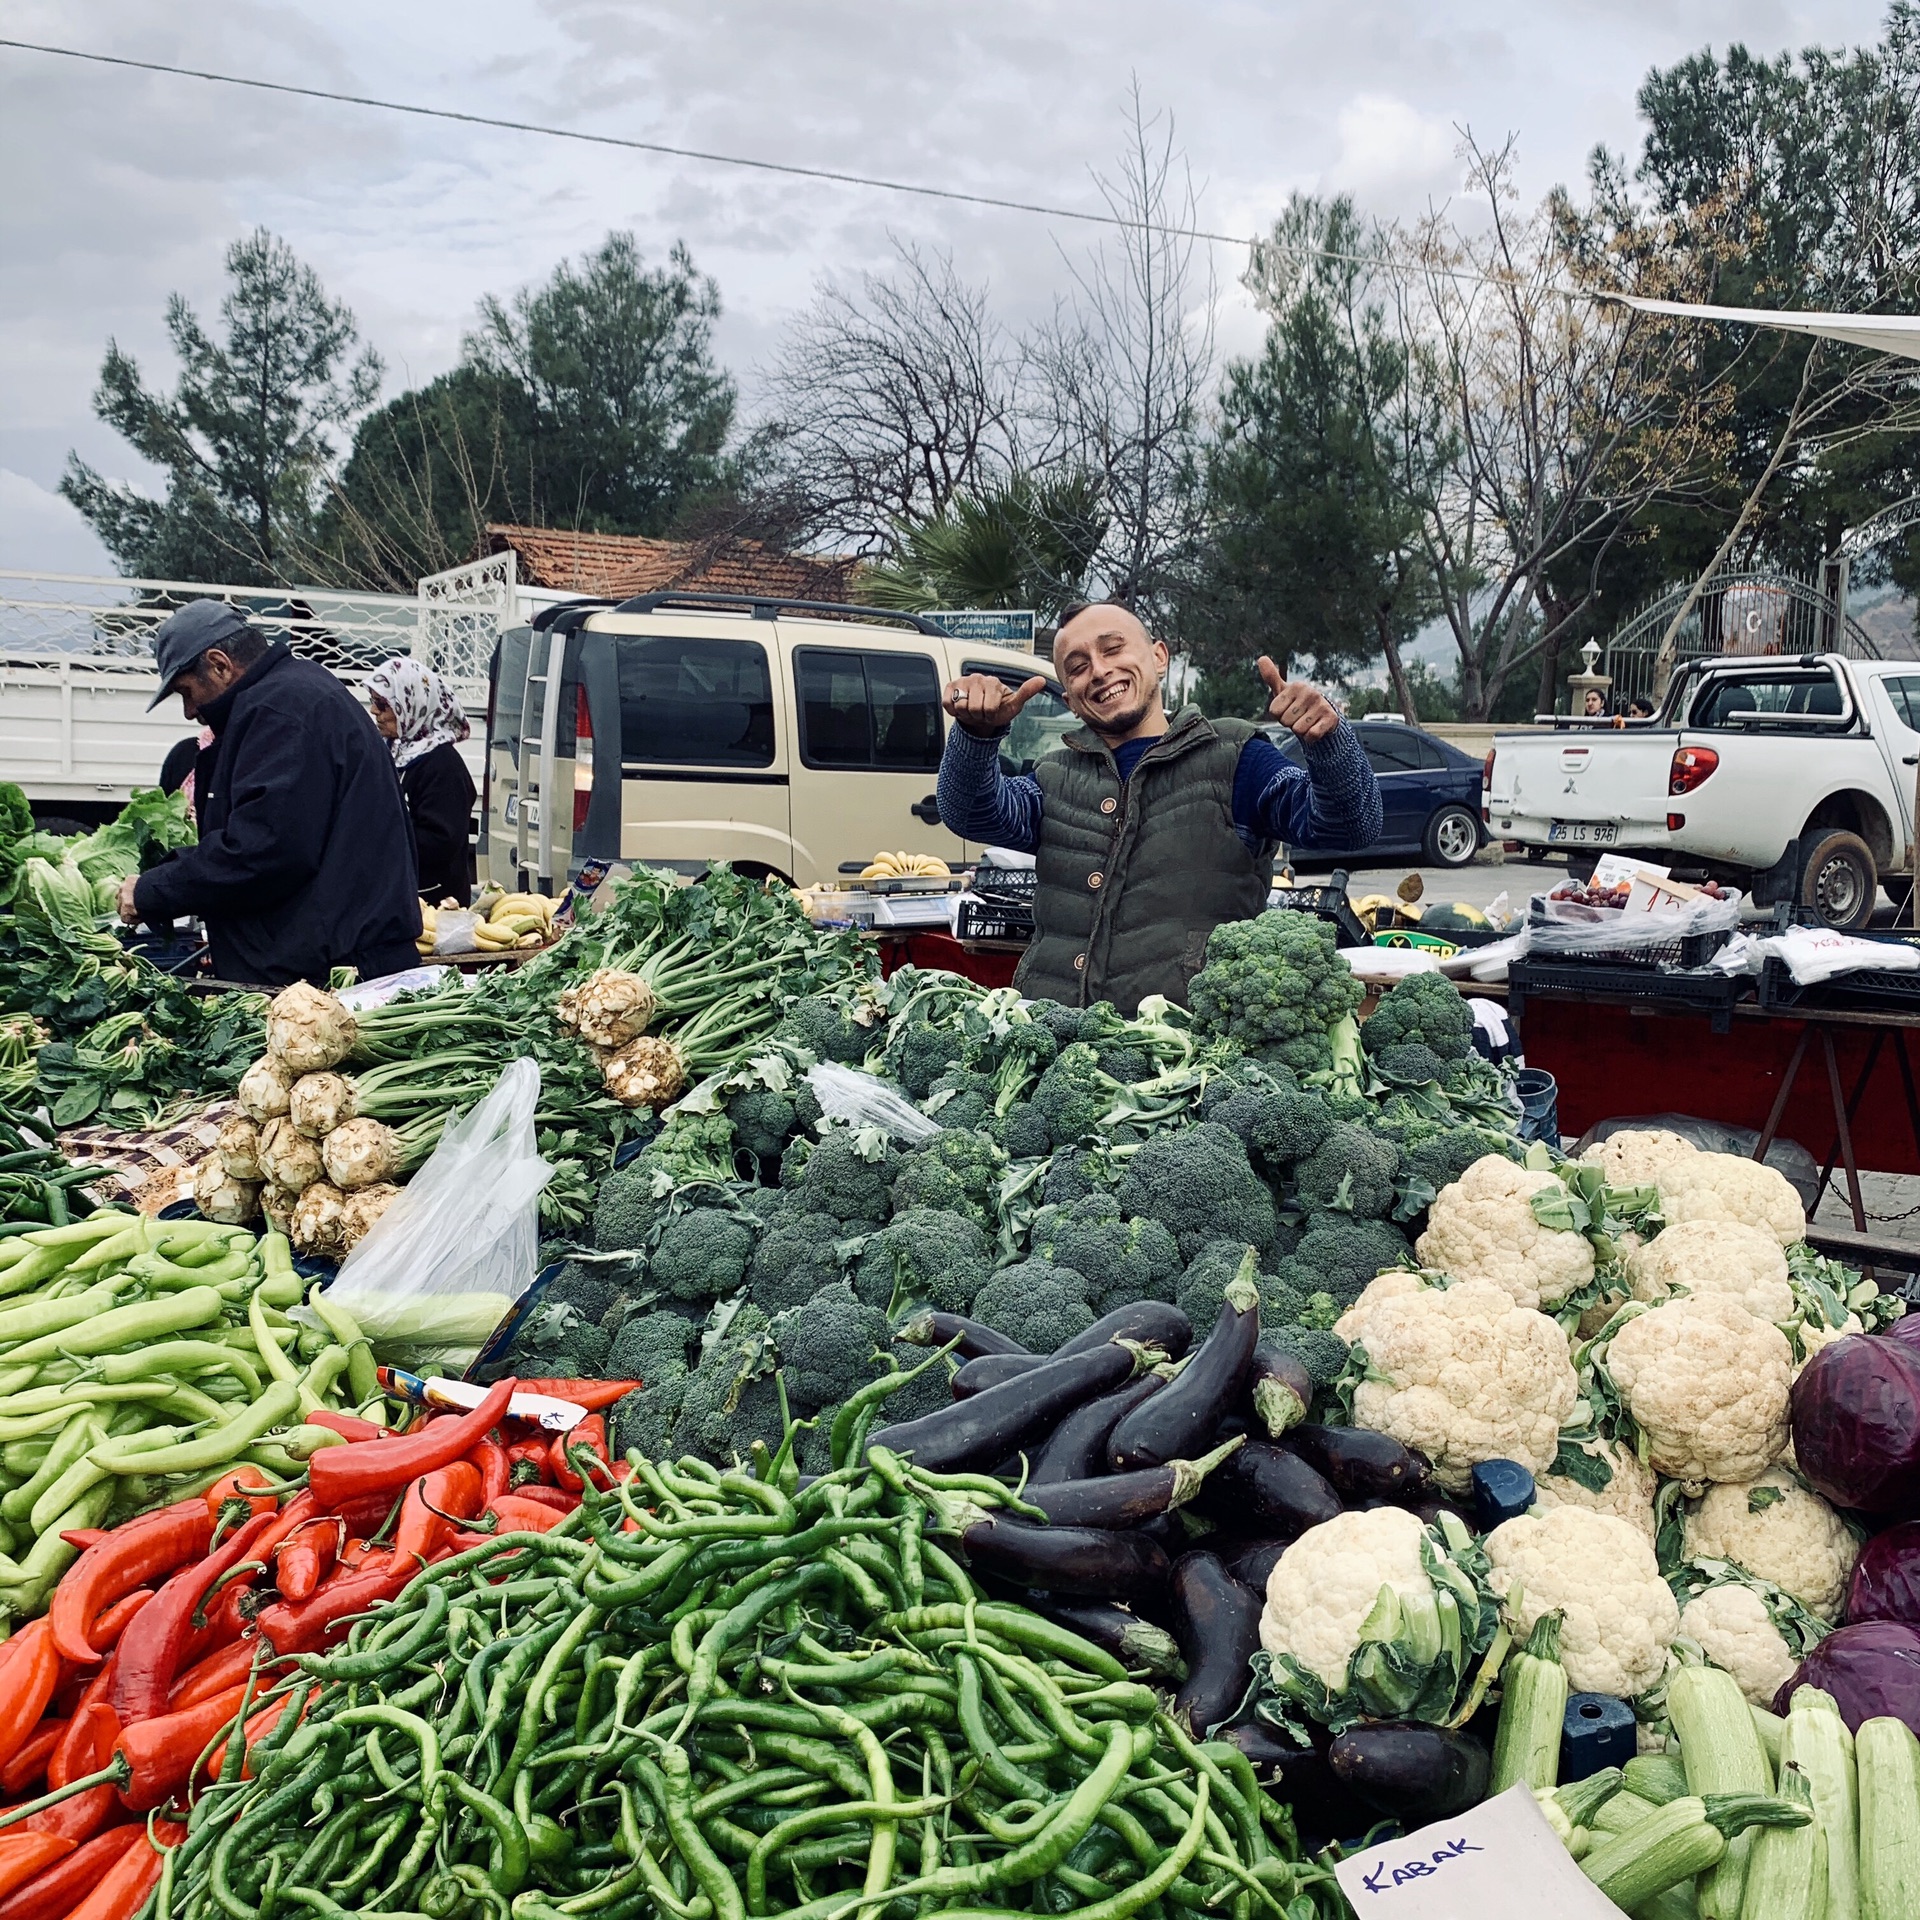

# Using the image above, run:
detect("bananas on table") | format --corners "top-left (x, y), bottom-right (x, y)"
top-left (859, 851), bottom-right (952, 881)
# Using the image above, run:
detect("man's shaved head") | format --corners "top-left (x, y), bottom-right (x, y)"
top-left (1052, 603), bottom-right (1168, 743)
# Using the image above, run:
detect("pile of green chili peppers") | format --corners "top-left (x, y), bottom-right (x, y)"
top-left (164, 1388), bottom-right (1343, 1920)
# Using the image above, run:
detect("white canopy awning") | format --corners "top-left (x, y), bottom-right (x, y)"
top-left (1607, 294), bottom-right (1920, 362)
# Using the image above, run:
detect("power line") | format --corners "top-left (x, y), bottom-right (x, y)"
top-left (0, 36), bottom-right (1261, 248)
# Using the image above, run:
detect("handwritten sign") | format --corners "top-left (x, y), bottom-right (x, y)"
top-left (1333, 1784), bottom-right (1627, 1919)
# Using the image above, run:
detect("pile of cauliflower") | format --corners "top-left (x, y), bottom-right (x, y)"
top-left (1313, 1128), bottom-right (1869, 1717)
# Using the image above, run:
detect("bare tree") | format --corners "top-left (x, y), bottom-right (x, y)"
top-left (1029, 82), bottom-right (1216, 610)
top-left (759, 242), bottom-right (1019, 552)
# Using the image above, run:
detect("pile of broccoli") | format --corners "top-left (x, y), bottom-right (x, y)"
top-left (1187, 909), bottom-right (1364, 1073)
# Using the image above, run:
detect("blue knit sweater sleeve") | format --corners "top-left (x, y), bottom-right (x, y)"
top-left (1233, 722), bottom-right (1383, 849)
top-left (935, 725), bottom-right (1042, 853)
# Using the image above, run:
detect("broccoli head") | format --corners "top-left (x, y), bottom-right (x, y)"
top-left (591, 1156), bottom-right (672, 1252)
top-left (778, 1133), bottom-right (814, 1191)
top-left (1298, 1290), bottom-right (1343, 1330)
top-left (670, 1308), bottom-right (783, 1463)
top-left (725, 1083), bottom-right (804, 1163)
top-left (773, 1281), bottom-right (893, 1414)
top-left (1029, 1193), bottom-right (1181, 1314)
top-left (884, 1020), bottom-right (970, 1099)
top-left (1293, 1124), bottom-right (1400, 1220)
top-left (1188, 910), bottom-right (1363, 1053)
top-left (1401, 1125), bottom-right (1519, 1200)
top-left (1114, 1121), bottom-right (1278, 1261)
top-left (1028, 1043), bottom-right (1110, 1151)
top-left (747, 1211), bottom-right (847, 1317)
top-left (494, 1298), bottom-right (610, 1380)
top-left (1174, 1240), bottom-right (1304, 1332)
top-left (1361, 971), bottom-right (1474, 1061)
top-left (988, 1022), bottom-right (1060, 1111)
top-left (771, 996), bottom-right (870, 1065)
top-left (1275, 1215), bottom-right (1411, 1306)
top-left (648, 1111), bottom-right (741, 1186)
top-left (649, 1208), bottom-right (757, 1304)
top-left (1039, 1147), bottom-right (1121, 1208)
top-left (854, 1207), bottom-right (992, 1316)
top-left (925, 1066), bottom-right (995, 1133)
top-left (608, 1308), bottom-right (699, 1388)
top-left (1370, 1041), bottom-right (1451, 1087)
top-left (608, 1374), bottom-right (686, 1464)
top-left (993, 1104), bottom-right (1055, 1161)
top-left (890, 1128), bottom-right (1004, 1228)
top-left (1265, 1323), bottom-right (1351, 1388)
top-left (1206, 1083), bottom-right (1337, 1174)
top-left (543, 1260), bottom-right (618, 1325)
top-left (1030, 1001), bottom-right (1084, 1047)
top-left (970, 1259), bottom-right (1096, 1351)
top-left (795, 1128), bottom-right (900, 1226)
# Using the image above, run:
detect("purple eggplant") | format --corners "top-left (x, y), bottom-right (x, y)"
top-left (1169, 1551), bottom-right (1264, 1738)
top-left (870, 1340), bottom-right (1142, 1473)
top-left (1028, 1376), bottom-right (1165, 1483)
top-left (1279, 1424), bottom-right (1431, 1502)
top-left (891, 1309), bottom-right (1029, 1361)
top-left (951, 1352), bottom-right (1043, 1398)
top-left (1055, 1301), bottom-right (1193, 1363)
top-left (1245, 1344), bottom-right (1312, 1437)
top-left (957, 1514), bottom-right (1170, 1604)
top-left (1022, 1595), bottom-right (1187, 1682)
top-left (1023, 1437), bottom-right (1243, 1531)
top-left (1225, 1537), bottom-right (1291, 1593)
top-left (1194, 1441), bottom-right (1343, 1537)
top-left (1109, 1255), bottom-right (1262, 1472)
top-left (1327, 1723), bottom-right (1490, 1824)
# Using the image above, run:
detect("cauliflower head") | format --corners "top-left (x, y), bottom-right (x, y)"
top-left (1604, 1295), bottom-right (1793, 1487)
top-left (1654, 1151), bottom-right (1806, 1245)
top-left (1334, 1272), bottom-right (1580, 1491)
top-left (1413, 1155), bottom-right (1595, 1310)
top-left (1678, 1584), bottom-right (1797, 1707)
top-left (1580, 1128), bottom-right (1700, 1187)
top-left (1485, 1507), bottom-right (1679, 1698)
top-left (1532, 1435), bottom-right (1658, 1542)
top-left (1258, 1505), bottom-right (1431, 1692)
top-left (1626, 1219), bottom-right (1795, 1325)
top-left (1683, 1468), bottom-right (1857, 1621)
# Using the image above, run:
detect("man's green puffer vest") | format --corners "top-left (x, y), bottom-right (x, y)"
top-left (1012, 705), bottom-right (1273, 1014)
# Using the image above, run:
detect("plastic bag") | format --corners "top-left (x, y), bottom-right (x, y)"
top-left (433, 910), bottom-right (480, 956)
top-left (806, 1062), bottom-right (941, 1145)
top-left (318, 1057), bottom-right (554, 1370)
top-left (1527, 890), bottom-right (1742, 954)
top-left (1749, 925), bottom-right (1920, 986)
top-left (1571, 1111), bottom-right (1822, 1210)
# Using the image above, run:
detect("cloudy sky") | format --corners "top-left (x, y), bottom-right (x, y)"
top-left (0, 0), bottom-right (1895, 574)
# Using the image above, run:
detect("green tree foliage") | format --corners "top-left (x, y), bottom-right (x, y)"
top-left (323, 234), bottom-right (737, 587)
top-left (61, 230), bottom-right (382, 583)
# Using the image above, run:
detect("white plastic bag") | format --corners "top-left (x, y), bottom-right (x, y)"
top-left (1750, 925), bottom-right (1920, 986)
top-left (320, 1058), bottom-right (554, 1369)
top-left (433, 910), bottom-right (480, 956)
top-left (1528, 890), bottom-right (1742, 955)
top-left (806, 1062), bottom-right (941, 1145)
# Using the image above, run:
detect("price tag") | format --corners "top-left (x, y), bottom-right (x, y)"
top-left (1332, 1784), bottom-right (1627, 1919)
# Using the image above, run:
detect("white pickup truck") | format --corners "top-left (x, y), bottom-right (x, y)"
top-left (1483, 653), bottom-right (1920, 929)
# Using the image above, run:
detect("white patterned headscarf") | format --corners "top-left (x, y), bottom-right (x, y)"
top-left (368, 657), bottom-right (470, 770)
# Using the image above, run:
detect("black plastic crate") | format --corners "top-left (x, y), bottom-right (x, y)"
top-left (955, 898), bottom-right (1033, 943)
top-left (1268, 882), bottom-right (1371, 949)
top-left (1757, 932), bottom-right (1920, 1012)
top-left (1526, 913), bottom-right (1733, 971)
top-left (968, 865), bottom-right (1038, 907)
top-left (1508, 956), bottom-right (1751, 1034)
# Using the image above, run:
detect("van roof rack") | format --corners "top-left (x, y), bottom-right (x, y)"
top-left (530, 597), bottom-right (616, 633)
top-left (604, 589), bottom-right (951, 636)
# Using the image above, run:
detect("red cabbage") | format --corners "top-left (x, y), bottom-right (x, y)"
top-left (1847, 1522), bottom-right (1920, 1627)
top-left (1790, 1334), bottom-right (1920, 1516)
top-left (1774, 1620), bottom-right (1920, 1733)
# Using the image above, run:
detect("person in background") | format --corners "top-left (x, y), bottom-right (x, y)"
top-left (366, 658), bottom-right (476, 907)
top-left (119, 599), bottom-right (421, 987)
top-left (937, 602), bottom-right (1381, 1013)
top-left (1629, 696), bottom-right (1654, 719)
top-left (158, 726), bottom-right (213, 822)
top-left (1582, 688), bottom-right (1606, 717)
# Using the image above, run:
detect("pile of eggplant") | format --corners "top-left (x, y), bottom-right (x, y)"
top-left (881, 1277), bottom-right (1479, 1842)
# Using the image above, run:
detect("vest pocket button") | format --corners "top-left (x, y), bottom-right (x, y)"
top-left (1088, 872), bottom-right (1104, 890)
top-left (1099, 797), bottom-right (1116, 815)
top-left (1073, 953), bottom-right (1086, 970)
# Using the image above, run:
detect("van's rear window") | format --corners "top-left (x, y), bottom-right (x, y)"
top-left (615, 636), bottom-right (775, 766)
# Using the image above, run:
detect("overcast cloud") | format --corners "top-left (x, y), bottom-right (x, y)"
top-left (0, 0), bottom-right (1895, 575)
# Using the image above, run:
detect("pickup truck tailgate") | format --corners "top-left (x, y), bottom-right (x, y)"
top-left (1488, 731), bottom-right (1677, 834)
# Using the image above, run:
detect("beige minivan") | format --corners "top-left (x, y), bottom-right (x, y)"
top-left (480, 591), bottom-right (1075, 891)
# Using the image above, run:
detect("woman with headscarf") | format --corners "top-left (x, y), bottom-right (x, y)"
top-left (367, 658), bottom-right (476, 906)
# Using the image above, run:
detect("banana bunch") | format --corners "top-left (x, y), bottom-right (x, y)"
top-left (456, 889), bottom-right (553, 952)
top-left (859, 851), bottom-right (951, 881)
top-left (416, 903), bottom-right (439, 956)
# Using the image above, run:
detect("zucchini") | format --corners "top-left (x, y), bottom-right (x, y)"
top-left (1625, 1752), bottom-right (1693, 1806)
top-left (1738, 1762), bottom-right (1824, 1920)
top-left (1751, 1705), bottom-right (1785, 1780)
top-left (1591, 1789), bottom-right (1660, 1836)
top-left (1490, 1610), bottom-right (1569, 1794)
top-left (1635, 1884), bottom-right (1701, 1920)
top-left (1780, 1685), bottom-right (1858, 1920)
top-left (1668, 1664), bottom-right (1773, 1920)
top-left (1555, 1765), bottom-right (1625, 1829)
top-left (1856, 1715), bottom-right (1920, 1920)
top-left (1582, 1795), bottom-right (1811, 1915)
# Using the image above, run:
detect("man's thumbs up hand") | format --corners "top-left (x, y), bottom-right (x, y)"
top-left (1257, 656), bottom-right (1340, 742)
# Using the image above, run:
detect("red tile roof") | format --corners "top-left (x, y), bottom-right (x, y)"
top-left (484, 524), bottom-right (859, 604)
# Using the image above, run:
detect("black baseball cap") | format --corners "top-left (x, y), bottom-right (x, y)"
top-left (147, 600), bottom-right (252, 710)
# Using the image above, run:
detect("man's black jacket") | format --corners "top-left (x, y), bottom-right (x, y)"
top-left (133, 645), bottom-right (423, 987)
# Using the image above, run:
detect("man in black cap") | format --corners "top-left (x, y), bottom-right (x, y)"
top-left (119, 599), bottom-right (423, 987)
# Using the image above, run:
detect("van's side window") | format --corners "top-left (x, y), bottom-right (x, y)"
top-left (616, 637), bottom-right (774, 767)
top-left (794, 649), bottom-right (943, 772)
top-left (961, 661), bottom-right (1073, 776)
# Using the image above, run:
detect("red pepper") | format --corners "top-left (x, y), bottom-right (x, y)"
top-left (469, 1438), bottom-right (510, 1508)
top-left (49, 1705), bottom-right (117, 1795)
top-left (504, 1438), bottom-right (551, 1488)
top-left (47, 1505), bottom-right (211, 1668)
top-left (0, 1838), bottom-right (72, 1905)
top-left (202, 1468), bottom-right (277, 1527)
top-left (308, 1379), bottom-right (514, 1509)
top-left (108, 1509), bottom-right (276, 1730)
top-left (166, 1641), bottom-right (256, 1713)
top-left (84, 1594), bottom-right (150, 1657)
top-left (63, 1826), bottom-right (170, 1920)
top-left (305, 1409), bottom-right (387, 1442)
top-left (274, 1520), bottom-right (339, 1605)
top-left (55, 1533), bottom-right (106, 1556)
top-left (481, 1495), bottom-right (569, 1536)
top-left (14, 1698), bottom-right (117, 1846)
top-left (393, 1463), bottom-right (483, 1565)
top-left (500, 1483), bottom-right (578, 1514)
top-left (547, 1413), bottom-right (614, 1493)
top-left (0, 1626), bottom-right (63, 1775)
top-left (0, 1727), bottom-right (64, 1800)
top-left (255, 1557), bottom-right (414, 1658)
top-left (114, 1684), bottom-right (248, 1811)
top-left (211, 1689), bottom-right (305, 1782)
top-left (246, 1491), bottom-right (316, 1565)
top-left (509, 1379), bottom-right (639, 1411)
top-left (0, 1826), bottom-right (136, 1920)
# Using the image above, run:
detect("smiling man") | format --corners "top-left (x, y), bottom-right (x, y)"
top-left (937, 602), bottom-right (1382, 1011)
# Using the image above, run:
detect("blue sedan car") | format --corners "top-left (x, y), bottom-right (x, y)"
top-left (1263, 717), bottom-right (1486, 870)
